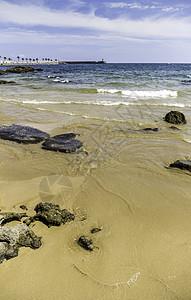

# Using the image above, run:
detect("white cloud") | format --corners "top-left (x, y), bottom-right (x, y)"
top-left (0, 0), bottom-right (191, 41)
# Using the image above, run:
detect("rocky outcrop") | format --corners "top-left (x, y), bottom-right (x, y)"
top-left (0, 222), bottom-right (41, 264)
top-left (0, 212), bottom-right (27, 226)
top-left (24, 202), bottom-right (75, 227)
top-left (0, 66), bottom-right (43, 75)
top-left (42, 133), bottom-right (83, 153)
top-left (164, 111), bottom-right (187, 124)
top-left (0, 80), bottom-right (16, 84)
top-left (0, 124), bottom-right (50, 144)
top-left (169, 160), bottom-right (191, 172)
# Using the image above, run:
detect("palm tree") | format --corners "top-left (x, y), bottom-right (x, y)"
top-left (22, 58), bottom-right (25, 64)
top-left (4, 57), bottom-right (7, 63)
top-left (8, 58), bottom-right (12, 64)
top-left (26, 58), bottom-right (28, 64)
top-left (36, 58), bottom-right (39, 63)
top-left (17, 56), bottom-right (20, 62)
top-left (29, 58), bottom-right (32, 64)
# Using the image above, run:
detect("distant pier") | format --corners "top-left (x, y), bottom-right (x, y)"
top-left (58, 59), bottom-right (106, 65)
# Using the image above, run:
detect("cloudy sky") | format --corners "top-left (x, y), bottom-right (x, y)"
top-left (1, 0), bottom-right (191, 62)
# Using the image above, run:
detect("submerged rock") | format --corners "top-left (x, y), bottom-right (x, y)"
top-left (170, 126), bottom-right (180, 130)
top-left (0, 212), bottom-right (27, 226)
top-left (0, 124), bottom-right (50, 144)
top-left (91, 228), bottom-right (101, 234)
top-left (24, 202), bottom-right (75, 227)
top-left (164, 111), bottom-right (187, 124)
top-left (77, 236), bottom-right (93, 251)
top-left (42, 133), bottom-right (83, 153)
top-left (0, 80), bottom-right (15, 84)
top-left (169, 160), bottom-right (191, 172)
top-left (142, 127), bottom-right (159, 132)
top-left (20, 205), bottom-right (28, 211)
top-left (0, 223), bottom-right (41, 263)
top-left (0, 66), bottom-right (43, 74)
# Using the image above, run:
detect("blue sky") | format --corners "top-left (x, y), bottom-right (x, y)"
top-left (1, 0), bottom-right (191, 62)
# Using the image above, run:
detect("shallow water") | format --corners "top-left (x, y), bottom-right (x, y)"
top-left (0, 64), bottom-right (191, 299)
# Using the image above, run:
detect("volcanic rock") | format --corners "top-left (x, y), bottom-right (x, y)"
top-left (0, 223), bottom-right (41, 263)
top-left (77, 236), bottom-right (93, 251)
top-left (164, 111), bottom-right (186, 124)
top-left (169, 160), bottom-right (191, 172)
top-left (24, 202), bottom-right (75, 227)
top-left (0, 124), bottom-right (50, 144)
top-left (42, 133), bottom-right (83, 153)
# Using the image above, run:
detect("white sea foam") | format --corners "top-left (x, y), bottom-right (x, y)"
top-left (97, 89), bottom-right (178, 98)
top-left (187, 75), bottom-right (191, 78)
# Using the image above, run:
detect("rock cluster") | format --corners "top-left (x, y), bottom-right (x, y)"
top-left (24, 202), bottom-right (75, 227)
top-left (0, 124), bottom-right (83, 152)
top-left (0, 66), bottom-right (43, 75)
top-left (0, 202), bottom-right (75, 264)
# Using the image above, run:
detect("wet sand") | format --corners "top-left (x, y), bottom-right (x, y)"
top-left (0, 101), bottom-right (191, 299)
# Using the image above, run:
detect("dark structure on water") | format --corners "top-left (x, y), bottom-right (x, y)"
top-left (59, 59), bottom-right (106, 64)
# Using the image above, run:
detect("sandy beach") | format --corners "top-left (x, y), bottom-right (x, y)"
top-left (0, 63), bottom-right (191, 299)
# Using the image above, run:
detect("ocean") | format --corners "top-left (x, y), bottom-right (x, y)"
top-left (0, 63), bottom-right (191, 299)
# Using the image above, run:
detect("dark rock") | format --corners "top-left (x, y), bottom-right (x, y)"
top-left (169, 160), bottom-right (191, 172)
top-left (0, 124), bottom-right (50, 144)
top-left (0, 212), bottom-right (27, 226)
top-left (164, 111), bottom-right (186, 124)
top-left (142, 128), bottom-right (159, 132)
top-left (0, 223), bottom-right (41, 263)
top-left (170, 126), bottom-right (180, 130)
top-left (24, 202), bottom-right (75, 227)
top-left (20, 205), bottom-right (28, 211)
top-left (42, 133), bottom-right (83, 153)
top-left (0, 80), bottom-right (16, 84)
top-left (91, 228), bottom-right (101, 234)
top-left (181, 80), bottom-right (191, 85)
top-left (0, 66), bottom-right (42, 74)
top-left (77, 236), bottom-right (93, 251)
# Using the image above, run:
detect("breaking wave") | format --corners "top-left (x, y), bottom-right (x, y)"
top-left (97, 89), bottom-right (178, 98)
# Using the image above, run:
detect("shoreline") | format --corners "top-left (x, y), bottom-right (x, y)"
top-left (0, 62), bottom-right (59, 66)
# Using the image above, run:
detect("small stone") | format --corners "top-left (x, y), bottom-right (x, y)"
top-left (142, 128), bottom-right (158, 132)
top-left (77, 236), bottom-right (93, 251)
top-left (91, 228), bottom-right (101, 234)
top-left (20, 205), bottom-right (28, 211)
top-left (170, 126), bottom-right (180, 130)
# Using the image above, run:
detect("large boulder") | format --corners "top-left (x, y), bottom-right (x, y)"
top-left (0, 124), bottom-right (50, 144)
top-left (164, 111), bottom-right (186, 124)
top-left (169, 160), bottom-right (191, 172)
top-left (0, 222), bottom-right (41, 264)
top-left (42, 133), bottom-right (83, 153)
